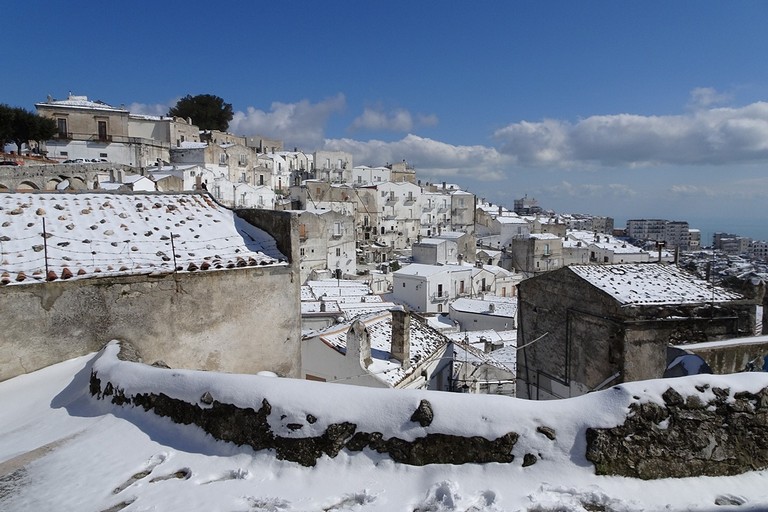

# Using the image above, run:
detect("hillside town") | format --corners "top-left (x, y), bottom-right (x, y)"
top-left (1, 92), bottom-right (767, 403)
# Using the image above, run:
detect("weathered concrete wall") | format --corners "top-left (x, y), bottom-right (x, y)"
top-left (0, 266), bottom-right (301, 381)
top-left (235, 208), bottom-right (298, 272)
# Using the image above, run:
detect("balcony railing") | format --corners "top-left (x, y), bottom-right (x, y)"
top-left (431, 291), bottom-right (449, 302)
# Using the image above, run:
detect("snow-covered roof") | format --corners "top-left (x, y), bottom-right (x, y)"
top-left (529, 233), bottom-right (561, 240)
top-left (300, 301), bottom-right (342, 315)
top-left (415, 239), bottom-right (446, 246)
top-left (36, 94), bottom-right (128, 113)
top-left (0, 192), bottom-right (286, 285)
top-left (433, 231), bottom-right (465, 240)
top-left (447, 329), bottom-right (506, 345)
top-left (319, 312), bottom-right (449, 386)
top-left (175, 141), bottom-right (208, 149)
top-left (304, 280), bottom-right (374, 299)
top-left (450, 297), bottom-right (518, 318)
top-left (568, 230), bottom-right (646, 254)
top-left (568, 264), bottom-right (744, 306)
top-left (452, 342), bottom-right (515, 373)
top-left (395, 263), bottom-right (469, 278)
top-left (472, 264), bottom-right (512, 277)
top-left (496, 216), bottom-right (528, 225)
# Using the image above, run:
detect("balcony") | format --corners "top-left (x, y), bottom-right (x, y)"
top-left (431, 291), bottom-right (449, 302)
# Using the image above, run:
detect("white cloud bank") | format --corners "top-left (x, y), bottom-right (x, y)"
top-left (324, 134), bottom-right (508, 182)
top-left (494, 99), bottom-right (768, 168)
top-left (350, 107), bottom-right (438, 133)
top-left (229, 94), bottom-right (346, 150)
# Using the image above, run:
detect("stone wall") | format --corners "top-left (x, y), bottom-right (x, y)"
top-left (90, 341), bottom-right (768, 479)
top-left (0, 163), bottom-right (134, 191)
top-left (586, 385), bottom-right (768, 479)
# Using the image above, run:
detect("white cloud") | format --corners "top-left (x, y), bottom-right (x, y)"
top-left (323, 134), bottom-right (508, 182)
top-left (545, 181), bottom-right (637, 199)
top-left (229, 94), bottom-right (346, 149)
top-left (127, 101), bottom-right (175, 117)
top-left (688, 87), bottom-right (731, 109)
top-left (350, 107), bottom-right (438, 132)
top-left (493, 97), bottom-right (768, 168)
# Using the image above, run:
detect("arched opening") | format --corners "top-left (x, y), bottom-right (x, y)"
top-left (17, 181), bottom-right (40, 191)
top-left (45, 178), bottom-right (62, 190)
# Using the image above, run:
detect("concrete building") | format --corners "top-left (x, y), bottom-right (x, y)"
top-left (506, 233), bottom-right (563, 277)
top-left (626, 219), bottom-right (693, 250)
top-left (449, 296), bottom-right (518, 332)
top-left (351, 165), bottom-right (391, 185)
top-left (392, 263), bottom-right (474, 314)
top-left (412, 238), bottom-right (460, 265)
top-left (296, 207), bottom-right (357, 283)
top-left (470, 264), bottom-right (519, 298)
top-left (565, 231), bottom-right (650, 265)
top-left (36, 94), bottom-right (162, 166)
top-left (314, 150), bottom-right (353, 183)
top-left (517, 263), bottom-right (756, 400)
top-left (713, 232), bottom-right (752, 254)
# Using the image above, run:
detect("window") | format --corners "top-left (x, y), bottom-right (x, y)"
top-left (57, 118), bottom-right (67, 137)
top-left (336, 248), bottom-right (341, 257)
top-left (333, 222), bottom-right (342, 236)
top-left (300, 248), bottom-right (305, 257)
top-left (238, 154), bottom-right (247, 166)
top-left (60, 151), bottom-right (68, 156)
top-left (219, 153), bottom-right (226, 165)
top-left (97, 120), bottom-right (107, 141)
top-left (259, 175), bottom-right (264, 185)
top-left (100, 153), bottom-right (107, 158)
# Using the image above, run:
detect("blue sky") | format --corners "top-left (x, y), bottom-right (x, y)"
top-left (5, 1), bottom-right (768, 241)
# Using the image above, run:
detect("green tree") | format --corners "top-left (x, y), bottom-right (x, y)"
top-left (167, 94), bottom-right (234, 131)
top-left (0, 104), bottom-right (14, 150)
top-left (9, 107), bottom-right (56, 155)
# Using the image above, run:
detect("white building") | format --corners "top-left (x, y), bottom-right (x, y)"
top-left (449, 296), bottom-right (518, 332)
top-left (392, 263), bottom-right (474, 314)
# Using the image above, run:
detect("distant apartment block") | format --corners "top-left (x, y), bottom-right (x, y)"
top-left (713, 232), bottom-right (752, 255)
top-left (626, 218), bottom-right (693, 250)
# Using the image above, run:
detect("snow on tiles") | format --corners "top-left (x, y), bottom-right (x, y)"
top-left (0, 192), bottom-right (286, 285)
top-left (320, 311), bottom-right (448, 386)
top-left (569, 263), bottom-right (743, 306)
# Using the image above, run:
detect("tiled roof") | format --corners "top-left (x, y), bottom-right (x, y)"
top-left (0, 192), bottom-right (286, 285)
top-left (320, 312), bottom-right (448, 386)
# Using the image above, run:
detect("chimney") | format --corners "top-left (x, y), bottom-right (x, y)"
top-left (498, 205), bottom-right (503, 217)
top-left (442, 181), bottom-right (446, 190)
top-left (488, 303), bottom-right (496, 313)
top-left (346, 320), bottom-right (372, 368)
top-left (390, 307), bottom-right (411, 368)
top-left (481, 336), bottom-right (492, 354)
